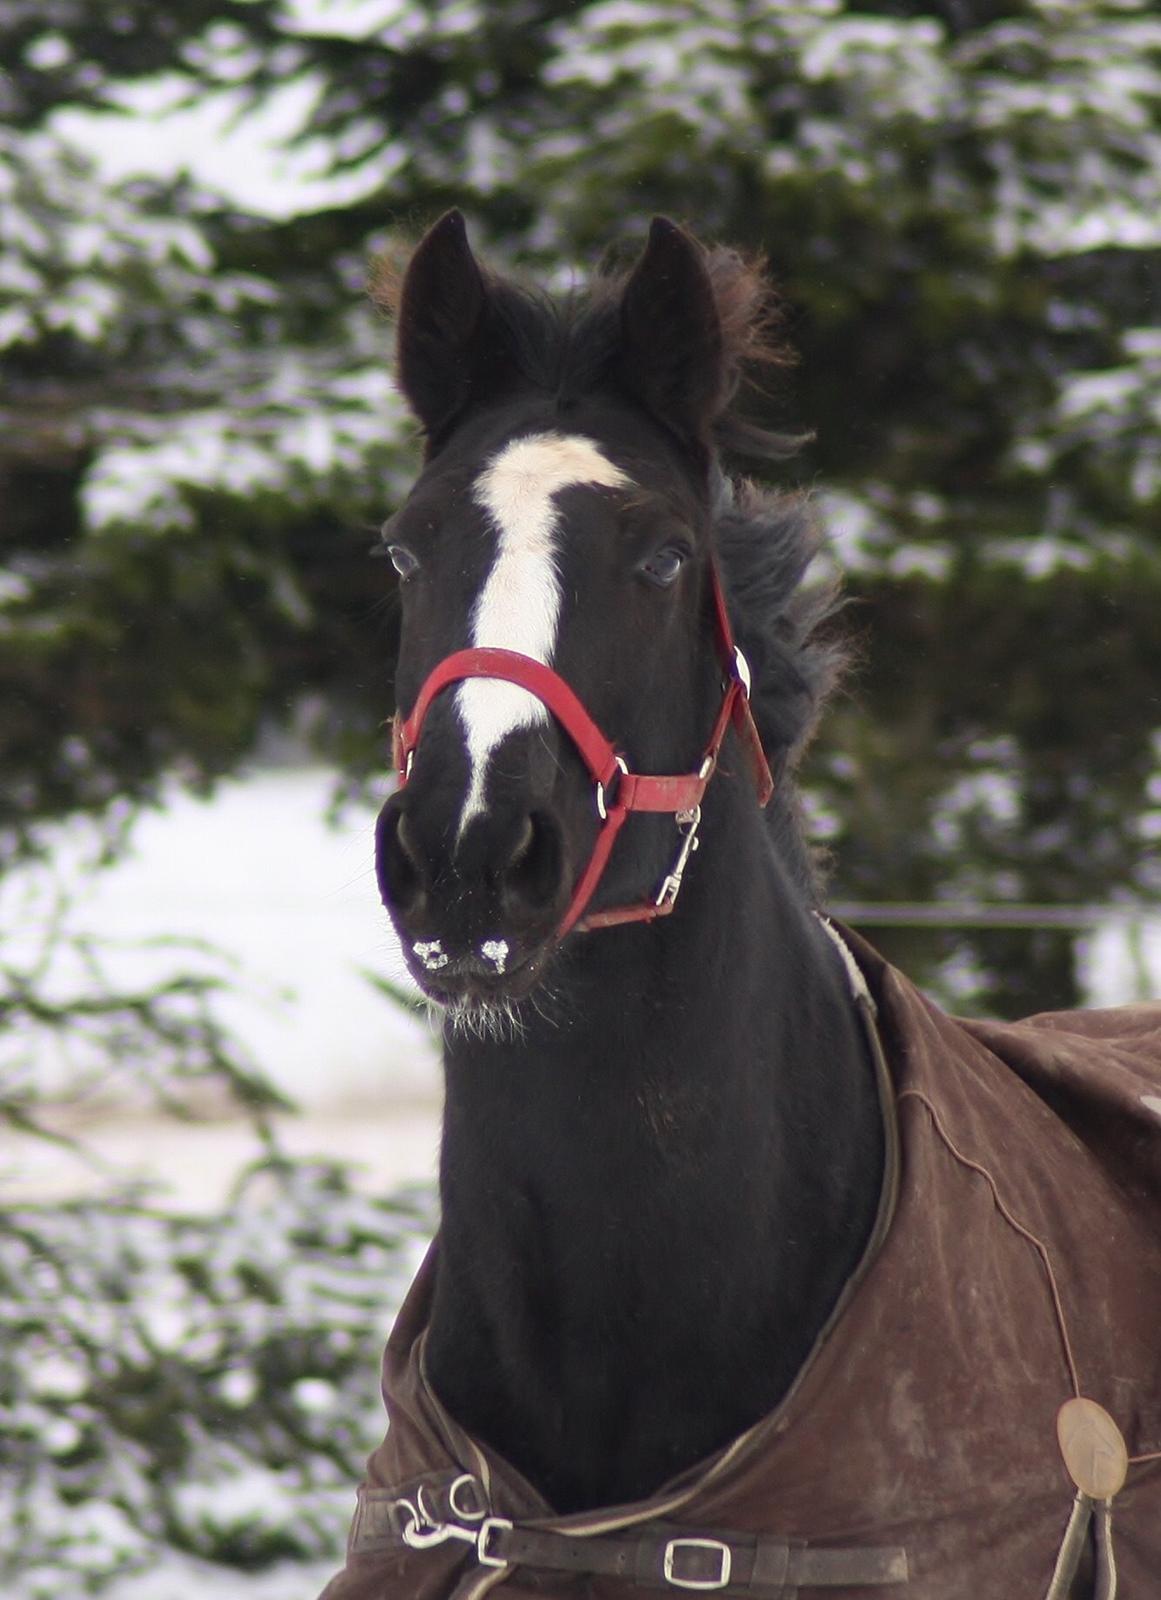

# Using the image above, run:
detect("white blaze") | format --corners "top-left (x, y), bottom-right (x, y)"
top-left (457, 433), bottom-right (629, 832)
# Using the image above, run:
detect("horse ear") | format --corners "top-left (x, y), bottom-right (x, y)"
top-left (618, 217), bottom-right (724, 446)
top-left (395, 210), bottom-right (493, 443)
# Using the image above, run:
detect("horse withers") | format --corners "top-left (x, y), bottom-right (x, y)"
top-left (321, 213), bottom-right (1161, 1600)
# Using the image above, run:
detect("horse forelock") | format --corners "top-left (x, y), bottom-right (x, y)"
top-left (488, 246), bottom-right (795, 442)
top-left (375, 224), bottom-right (795, 445)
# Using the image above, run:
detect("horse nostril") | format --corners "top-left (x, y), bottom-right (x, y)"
top-left (501, 811), bottom-right (564, 918)
top-left (376, 802), bottom-right (426, 916)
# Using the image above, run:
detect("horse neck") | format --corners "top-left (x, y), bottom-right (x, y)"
top-left (425, 777), bottom-right (885, 1513)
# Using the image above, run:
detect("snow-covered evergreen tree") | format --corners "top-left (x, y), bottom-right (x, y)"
top-left (4, 1165), bottom-right (435, 1597)
top-left (2, 0), bottom-right (1159, 1589)
top-left (4, 0), bottom-right (1159, 1003)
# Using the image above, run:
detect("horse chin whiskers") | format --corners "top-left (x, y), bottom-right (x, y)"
top-left (524, 975), bottom-right (570, 1032)
top-left (440, 992), bottom-right (529, 1045)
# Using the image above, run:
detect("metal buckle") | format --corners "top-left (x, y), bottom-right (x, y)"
top-left (476, 1516), bottom-right (513, 1567)
top-left (663, 1537), bottom-right (733, 1591)
top-left (595, 755), bottom-right (628, 821)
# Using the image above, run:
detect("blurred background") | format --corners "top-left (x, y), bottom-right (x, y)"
top-left (2, 0), bottom-right (1159, 1593)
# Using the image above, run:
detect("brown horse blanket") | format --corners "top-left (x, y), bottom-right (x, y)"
top-left (320, 930), bottom-right (1161, 1599)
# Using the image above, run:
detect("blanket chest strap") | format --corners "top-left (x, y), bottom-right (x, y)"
top-left (462, 1521), bottom-right (908, 1594)
top-left (354, 1480), bottom-right (908, 1596)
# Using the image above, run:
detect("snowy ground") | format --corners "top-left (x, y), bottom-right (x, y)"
top-left (85, 1557), bottom-right (342, 1600)
top-left (7, 767), bottom-right (443, 1211)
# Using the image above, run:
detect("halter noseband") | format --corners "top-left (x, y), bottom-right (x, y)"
top-left (392, 563), bottom-right (774, 938)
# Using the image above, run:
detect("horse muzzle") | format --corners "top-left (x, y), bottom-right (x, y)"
top-left (375, 793), bottom-right (568, 1002)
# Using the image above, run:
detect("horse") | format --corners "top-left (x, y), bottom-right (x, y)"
top-left (321, 214), bottom-right (1161, 1600)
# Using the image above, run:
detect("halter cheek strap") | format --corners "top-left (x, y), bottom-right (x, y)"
top-left (392, 563), bottom-right (774, 937)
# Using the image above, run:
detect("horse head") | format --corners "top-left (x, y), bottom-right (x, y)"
top-left (374, 212), bottom-right (777, 1014)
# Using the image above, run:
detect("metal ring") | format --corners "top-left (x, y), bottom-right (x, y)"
top-left (595, 755), bottom-right (628, 821)
top-left (393, 1496), bottom-right (419, 1528)
top-left (393, 1498), bottom-right (434, 1549)
top-left (448, 1474), bottom-right (486, 1523)
top-left (415, 1483), bottom-right (440, 1528)
top-left (733, 647), bottom-right (753, 698)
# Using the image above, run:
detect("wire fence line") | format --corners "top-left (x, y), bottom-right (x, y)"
top-left (830, 902), bottom-right (1160, 1003)
top-left (829, 903), bottom-right (1159, 930)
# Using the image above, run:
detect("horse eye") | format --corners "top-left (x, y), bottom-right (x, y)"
top-left (387, 544), bottom-right (419, 581)
top-left (638, 546), bottom-right (688, 588)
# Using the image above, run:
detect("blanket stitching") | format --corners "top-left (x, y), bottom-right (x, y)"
top-left (897, 1087), bottom-right (1082, 1399)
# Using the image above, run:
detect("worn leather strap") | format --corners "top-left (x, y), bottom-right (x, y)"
top-left (352, 1481), bottom-right (908, 1595)
top-left (484, 1521), bottom-right (908, 1593)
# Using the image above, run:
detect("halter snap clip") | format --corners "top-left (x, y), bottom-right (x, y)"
top-left (656, 805), bottom-right (703, 911)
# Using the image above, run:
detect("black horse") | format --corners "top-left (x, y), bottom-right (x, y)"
top-left (323, 215), bottom-right (1161, 1600)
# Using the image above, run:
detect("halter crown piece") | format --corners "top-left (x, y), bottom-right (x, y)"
top-left (392, 560), bottom-right (775, 938)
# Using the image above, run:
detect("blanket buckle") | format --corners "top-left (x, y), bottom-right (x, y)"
top-left (663, 1536), bottom-right (732, 1591)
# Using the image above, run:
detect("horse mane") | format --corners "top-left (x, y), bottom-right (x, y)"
top-left (715, 480), bottom-right (844, 770)
top-left (373, 231), bottom-right (845, 886)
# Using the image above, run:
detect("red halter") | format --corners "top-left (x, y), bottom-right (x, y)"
top-left (392, 563), bottom-right (774, 938)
